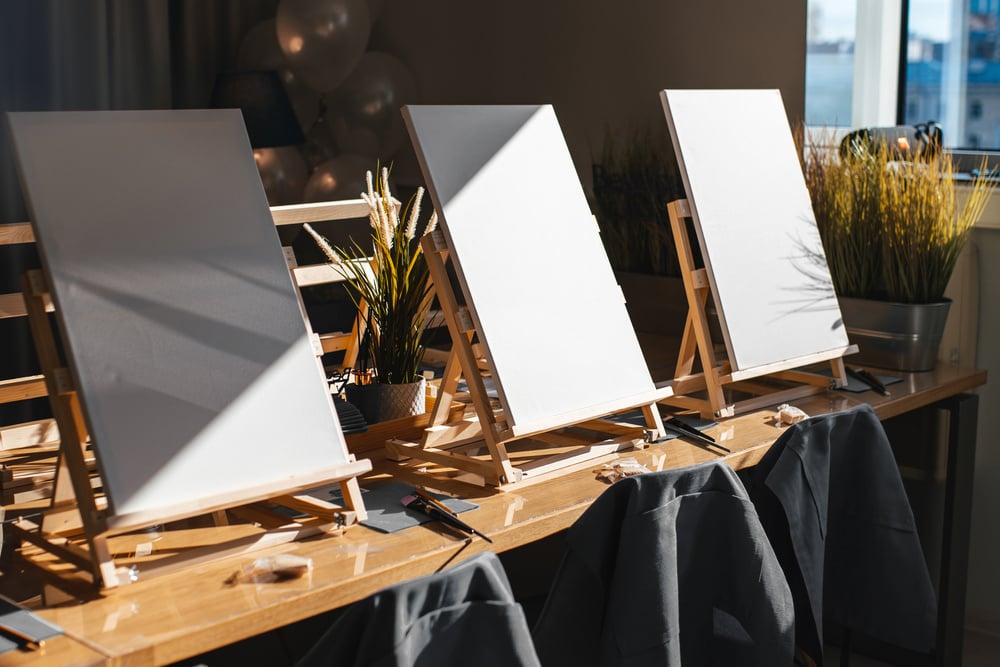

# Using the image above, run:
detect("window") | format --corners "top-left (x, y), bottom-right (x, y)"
top-left (806, 0), bottom-right (902, 129)
top-left (902, 0), bottom-right (1000, 150)
top-left (805, 0), bottom-right (857, 126)
top-left (807, 0), bottom-right (1000, 152)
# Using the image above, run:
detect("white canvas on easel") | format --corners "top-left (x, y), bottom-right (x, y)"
top-left (659, 89), bottom-right (854, 417)
top-left (394, 105), bottom-right (670, 486)
top-left (6, 110), bottom-right (369, 585)
top-left (407, 104), bottom-right (659, 428)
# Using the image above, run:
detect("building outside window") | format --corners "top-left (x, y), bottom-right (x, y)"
top-left (903, 0), bottom-right (1000, 149)
top-left (807, 0), bottom-right (1000, 152)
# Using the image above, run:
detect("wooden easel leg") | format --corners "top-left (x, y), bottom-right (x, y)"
top-left (666, 201), bottom-right (733, 419)
top-left (829, 357), bottom-right (848, 388)
top-left (339, 476), bottom-right (367, 522)
top-left (675, 313), bottom-right (700, 378)
top-left (42, 453), bottom-right (83, 534)
top-left (641, 402), bottom-right (666, 440)
top-left (418, 232), bottom-right (519, 486)
top-left (92, 536), bottom-right (120, 588)
top-left (429, 347), bottom-right (463, 427)
top-left (487, 436), bottom-right (521, 485)
top-left (23, 271), bottom-right (114, 583)
top-left (703, 369), bottom-right (733, 419)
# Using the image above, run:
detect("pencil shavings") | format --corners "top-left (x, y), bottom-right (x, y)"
top-left (596, 458), bottom-right (650, 484)
top-left (775, 403), bottom-right (808, 426)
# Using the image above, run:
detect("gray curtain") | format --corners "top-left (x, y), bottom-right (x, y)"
top-left (169, 0), bottom-right (279, 109)
top-left (0, 0), bottom-right (275, 422)
top-left (0, 0), bottom-right (172, 225)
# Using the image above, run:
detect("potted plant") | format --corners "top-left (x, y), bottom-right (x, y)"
top-left (592, 126), bottom-right (685, 277)
top-left (802, 132), bottom-right (994, 370)
top-left (305, 167), bottom-right (437, 423)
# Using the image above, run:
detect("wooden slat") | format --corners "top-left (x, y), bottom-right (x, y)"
top-left (0, 418), bottom-right (58, 451)
top-left (385, 439), bottom-right (502, 482)
top-left (291, 260), bottom-right (374, 288)
top-left (319, 332), bottom-right (351, 354)
top-left (0, 292), bottom-right (26, 319)
top-left (726, 345), bottom-right (858, 383)
top-left (0, 375), bottom-right (47, 403)
top-left (0, 221), bottom-right (34, 245)
top-left (270, 199), bottom-right (370, 226)
top-left (291, 263), bottom-right (347, 288)
top-left (1, 290), bottom-right (53, 320)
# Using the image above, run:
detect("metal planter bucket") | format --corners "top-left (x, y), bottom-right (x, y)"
top-left (838, 297), bottom-right (951, 372)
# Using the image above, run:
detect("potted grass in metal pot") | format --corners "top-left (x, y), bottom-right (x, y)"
top-left (591, 126), bottom-right (690, 340)
top-left (802, 130), bottom-right (994, 371)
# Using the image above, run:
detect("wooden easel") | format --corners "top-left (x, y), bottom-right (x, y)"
top-left (385, 230), bottom-right (671, 487)
top-left (10, 268), bottom-right (370, 589)
top-left (661, 199), bottom-right (854, 419)
top-left (4, 109), bottom-right (376, 590)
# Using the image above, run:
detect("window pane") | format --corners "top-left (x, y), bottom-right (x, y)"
top-left (904, 0), bottom-right (1000, 149)
top-left (806, 0), bottom-right (857, 126)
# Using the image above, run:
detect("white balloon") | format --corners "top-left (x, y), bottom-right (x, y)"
top-left (276, 0), bottom-right (371, 94)
top-left (303, 155), bottom-right (375, 202)
top-left (254, 146), bottom-right (308, 205)
top-left (327, 52), bottom-right (418, 159)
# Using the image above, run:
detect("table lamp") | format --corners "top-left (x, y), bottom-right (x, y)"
top-left (210, 70), bottom-right (305, 148)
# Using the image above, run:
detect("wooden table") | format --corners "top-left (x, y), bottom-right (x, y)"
top-left (0, 365), bottom-right (985, 666)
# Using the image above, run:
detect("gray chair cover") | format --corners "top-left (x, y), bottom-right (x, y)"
top-left (297, 551), bottom-right (541, 667)
top-left (745, 404), bottom-right (937, 664)
top-left (532, 460), bottom-right (795, 667)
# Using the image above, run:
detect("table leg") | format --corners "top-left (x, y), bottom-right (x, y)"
top-left (934, 392), bottom-right (979, 667)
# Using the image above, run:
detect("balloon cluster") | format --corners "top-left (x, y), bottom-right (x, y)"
top-left (238, 0), bottom-right (417, 204)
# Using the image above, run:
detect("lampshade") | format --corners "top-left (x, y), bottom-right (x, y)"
top-left (210, 71), bottom-right (305, 148)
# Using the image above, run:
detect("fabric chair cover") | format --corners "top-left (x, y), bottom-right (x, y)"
top-left (745, 404), bottom-right (937, 664)
top-left (532, 460), bottom-right (794, 667)
top-left (297, 550), bottom-right (541, 667)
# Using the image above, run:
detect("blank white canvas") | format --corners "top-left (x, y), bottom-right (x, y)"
top-left (660, 89), bottom-right (849, 372)
top-left (403, 105), bottom-right (657, 431)
top-left (7, 110), bottom-right (350, 526)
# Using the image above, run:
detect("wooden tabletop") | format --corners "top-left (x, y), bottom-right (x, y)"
top-left (0, 365), bottom-right (986, 666)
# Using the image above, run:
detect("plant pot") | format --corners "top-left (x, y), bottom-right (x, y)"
top-left (345, 377), bottom-right (426, 425)
top-left (838, 297), bottom-right (952, 372)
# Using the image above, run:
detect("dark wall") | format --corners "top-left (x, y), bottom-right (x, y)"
top-left (369, 0), bottom-right (808, 187)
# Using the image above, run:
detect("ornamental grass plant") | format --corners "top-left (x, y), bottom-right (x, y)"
top-left (591, 127), bottom-right (685, 277)
top-left (802, 132), bottom-right (994, 304)
top-left (305, 167), bottom-right (437, 384)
